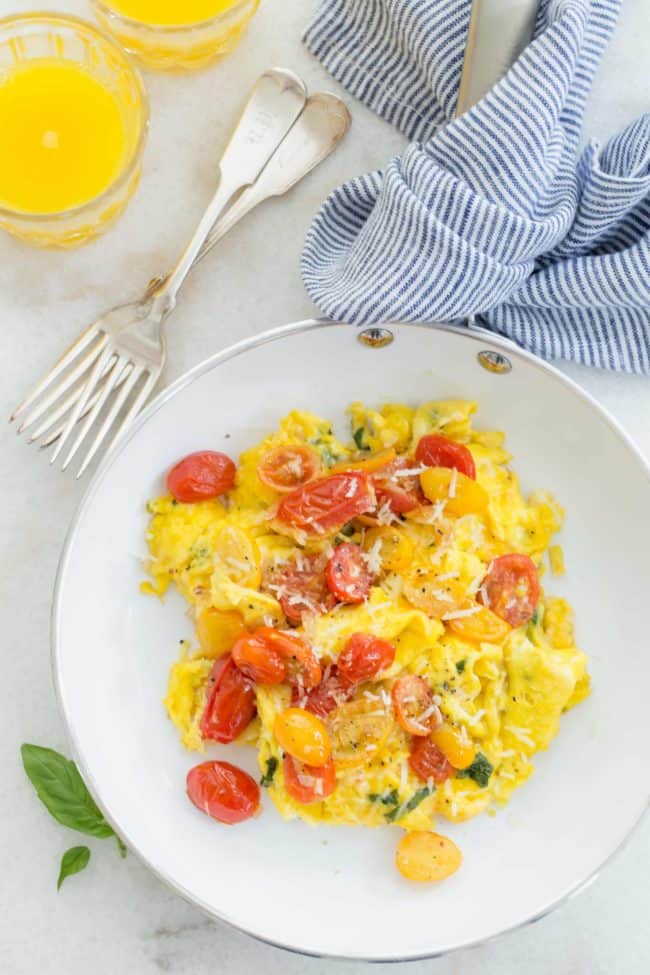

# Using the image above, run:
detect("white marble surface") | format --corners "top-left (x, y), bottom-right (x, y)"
top-left (1, 0), bottom-right (649, 972)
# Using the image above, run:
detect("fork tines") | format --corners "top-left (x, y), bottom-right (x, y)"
top-left (10, 325), bottom-right (159, 479)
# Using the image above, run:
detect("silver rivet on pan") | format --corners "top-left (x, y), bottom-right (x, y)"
top-left (358, 327), bottom-right (394, 348)
top-left (477, 350), bottom-right (512, 374)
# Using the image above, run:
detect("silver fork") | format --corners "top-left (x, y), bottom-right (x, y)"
top-left (9, 67), bottom-right (309, 477)
top-left (21, 91), bottom-right (351, 461)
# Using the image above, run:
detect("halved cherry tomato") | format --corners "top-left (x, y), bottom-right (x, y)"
top-left (282, 754), bottom-right (336, 804)
top-left (277, 472), bottom-right (376, 535)
top-left (167, 451), bottom-right (236, 503)
top-left (479, 553), bottom-right (540, 627)
top-left (373, 458), bottom-right (423, 515)
top-left (257, 445), bottom-right (322, 493)
top-left (363, 526), bottom-right (414, 573)
top-left (326, 695), bottom-right (394, 768)
top-left (186, 760), bottom-right (260, 825)
top-left (274, 708), bottom-right (331, 767)
top-left (200, 655), bottom-right (256, 743)
top-left (415, 434), bottom-right (476, 479)
top-left (260, 627), bottom-right (322, 689)
top-left (231, 630), bottom-right (285, 685)
top-left (326, 543), bottom-right (373, 604)
top-left (292, 665), bottom-right (353, 717)
top-left (409, 736), bottom-right (454, 784)
top-left (446, 605), bottom-right (511, 643)
top-left (419, 467), bottom-right (488, 516)
top-left (392, 674), bottom-right (441, 737)
top-left (264, 552), bottom-right (334, 625)
top-left (330, 448), bottom-right (396, 475)
top-left (338, 633), bottom-right (396, 687)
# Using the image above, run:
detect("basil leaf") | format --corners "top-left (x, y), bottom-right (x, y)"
top-left (260, 756), bottom-right (278, 788)
top-left (368, 788), bottom-right (399, 807)
top-left (21, 744), bottom-right (114, 838)
top-left (115, 836), bottom-right (127, 859)
top-left (456, 753), bottom-right (494, 788)
top-left (456, 659), bottom-right (467, 674)
top-left (353, 428), bottom-right (370, 451)
top-left (57, 846), bottom-right (90, 890)
top-left (385, 786), bottom-right (434, 823)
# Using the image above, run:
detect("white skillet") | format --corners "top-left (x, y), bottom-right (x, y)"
top-left (53, 318), bottom-right (650, 961)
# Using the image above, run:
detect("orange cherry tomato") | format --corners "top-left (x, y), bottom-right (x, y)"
top-left (200, 655), bottom-right (256, 743)
top-left (446, 605), bottom-right (511, 643)
top-left (330, 448), bottom-right (396, 475)
top-left (260, 627), bottom-right (322, 689)
top-left (264, 552), bottom-right (334, 625)
top-left (372, 457), bottom-right (423, 515)
top-left (231, 630), bottom-right (286, 685)
top-left (326, 543), bottom-right (373, 604)
top-left (257, 445), bottom-right (322, 493)
top-left (186, 760), bottom-right (260, 825)
top-left (479, 553), bottom-right (540, 627)
top-left (409, 736), bottom-right (454, 784)
top-left (338, 633), bottom-right (396, 687)
top-left (415, 434), bottom-right (476, 479)
top-left (276, 472), bottom-right (376, 535)
top-left (392, 674), bottom-right (442, 737)
top-left (282, 754), bottom-right (336, 804)
top-left (430, 723), bottom-right (477, 770)
top-left (274, 708), bottom-right (331, 767)
top-left (396, 831), bottom-right (462, 883)
top-left (292, 665), bottom-right (353, 717)
top-left (167, 451), bottom-right (236, 502)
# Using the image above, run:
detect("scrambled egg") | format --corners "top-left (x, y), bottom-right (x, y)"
top-left (145, 401), bottom-right (589, 832)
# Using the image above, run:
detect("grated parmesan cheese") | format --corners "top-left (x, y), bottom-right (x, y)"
top-left (442, 605), bottom-right (482, 621)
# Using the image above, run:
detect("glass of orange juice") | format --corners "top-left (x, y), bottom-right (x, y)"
top-left (0, 13), bottom-right (148, 248)
top-left (91, 0), bottom-right (260, 71)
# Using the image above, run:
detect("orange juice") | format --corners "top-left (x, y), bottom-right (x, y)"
top-left (93, 0), bottom-right (260, 71)
top-left (106, 0), bottom-right (239, 26)
top-left (0, 59), bottom-right (127, 214)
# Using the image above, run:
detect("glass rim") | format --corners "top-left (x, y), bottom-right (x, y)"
top-left (0, 11), bottom-right (149, 223)
top-left (91, 0), bottom-right (256, 35)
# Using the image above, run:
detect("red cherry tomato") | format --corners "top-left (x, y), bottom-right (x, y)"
top-left (409, 736), bottom-right (454, 784)
top-left (257, 446), bottom-right (322, 493)
top-left (260, 627), bottom-right (322, 689)
top-left (200, 655), bottom-right (256, 743)
top-left (392, 674), bottom-right (442, 737)
top-left (479, 553), bottom-right (540, 627)
top-left (167, 451), bottom-right (236, 503)
top-left (264, 553), bottom-right (334, 625)
top-left (231, 630), bottom-right (286, 685)
top-left (292, 665), bottom-right (353, 717)
top-left (326, 543), bottom-right (373, 604)
top-left (373, 458), bottom-right (424, 515)
top-left (186, 760), bottom-right (260, 825)
top-left (277, 472), bottom-right (376, 535)
top-left (415, 434), bottom-right (476, 479)
top-left (337, 633), bottom-right (396, 687)
top-left (282, 754), bottom-right (337, 804)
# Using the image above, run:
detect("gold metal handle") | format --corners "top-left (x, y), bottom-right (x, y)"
top-left (456, 0), bottom-right (540, 117)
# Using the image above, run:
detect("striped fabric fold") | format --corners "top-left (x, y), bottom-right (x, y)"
top-left (302, 0), bottom-right (650, 373)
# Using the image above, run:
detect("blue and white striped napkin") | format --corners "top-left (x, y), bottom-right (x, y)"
top-left (301, 0), bottom-right (650, 373)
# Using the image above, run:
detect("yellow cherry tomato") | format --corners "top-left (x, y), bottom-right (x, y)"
top-left (326, 696), bottom-right (394, 768)
top-left (403, 568), bottom-right (469, 619)
top-left (274, 708), bottom-right (331, 767)
top-left (396, 831), bottom-right (462, 883)
top-left (363, 526), bottom-right (414, 573)
top-left (330, 448), bottom-right (397, 475)
top-left (419, 467), bottom-right (488, 516)
top-left (212, 525), bottom-right (261, 589)
top-left (196, 608), bottom-right (246, 658)
top-left (447, 606), bottom-right (511, 644)
top-left (430, 723), bottom-right (477, 770)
